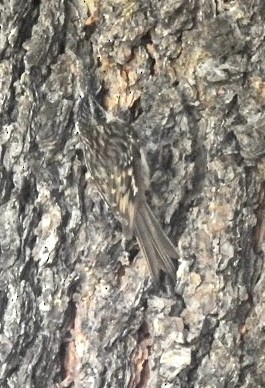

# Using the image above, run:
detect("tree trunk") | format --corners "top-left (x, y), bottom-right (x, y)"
top-left (1, 1), bottom-right (264, 387)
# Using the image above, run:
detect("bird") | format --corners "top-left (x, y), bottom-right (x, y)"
top-left (77, 94), bottom-right (178, 282)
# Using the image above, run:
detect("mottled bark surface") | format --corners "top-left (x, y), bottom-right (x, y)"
top-left (1, 0), bottom-right (265, 387)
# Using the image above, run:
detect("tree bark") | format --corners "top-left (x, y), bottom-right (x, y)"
top-left (1, 0), bottom-right (265, 387)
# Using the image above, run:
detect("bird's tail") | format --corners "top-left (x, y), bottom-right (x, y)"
top-left (134, 201), bottom-right (178, 282)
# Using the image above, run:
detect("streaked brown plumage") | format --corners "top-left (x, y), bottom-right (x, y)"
top-left (78, 95), bottom-right (178, 282)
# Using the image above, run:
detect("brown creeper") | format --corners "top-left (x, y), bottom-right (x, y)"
top-left (77, 95), bottom-right (178, 282)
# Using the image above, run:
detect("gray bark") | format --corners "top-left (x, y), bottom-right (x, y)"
top-left (0, 0), bottom-right (265, 387)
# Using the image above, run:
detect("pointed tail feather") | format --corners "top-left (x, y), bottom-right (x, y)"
top-left (134, 201), bottom-right (178, 282)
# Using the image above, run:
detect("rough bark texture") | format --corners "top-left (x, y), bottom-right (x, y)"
top-left (1, 0), bottom-right (265, 387)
